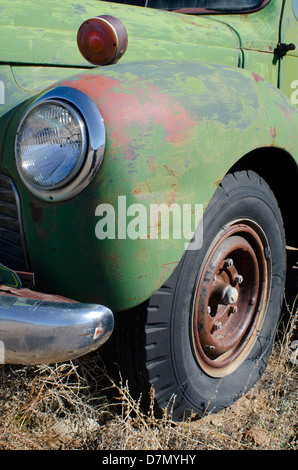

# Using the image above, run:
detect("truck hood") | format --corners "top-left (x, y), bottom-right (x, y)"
top-left (0, 1), bottom-right (241, 68)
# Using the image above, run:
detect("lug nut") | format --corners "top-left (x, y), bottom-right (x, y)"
top-left (235, 275), bottom-right (243, 284)
top-left (225, 258), bottom-right (234, 267)
top-left (214, 321), bottom-right (222, 330)
top-left (230, 306), bottom-right (238, 314)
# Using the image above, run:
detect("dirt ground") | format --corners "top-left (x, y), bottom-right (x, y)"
top-left (0, 248), bottom-right (297, 450)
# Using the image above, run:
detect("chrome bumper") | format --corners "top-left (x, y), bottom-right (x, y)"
top-left (0, 294), bottom-right (113, 365)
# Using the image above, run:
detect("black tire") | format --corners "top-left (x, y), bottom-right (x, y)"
top-left (103, 170), bottom-right (286, 421)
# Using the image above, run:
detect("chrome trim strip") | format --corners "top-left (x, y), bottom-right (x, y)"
top-left (15, 87), bottom-right (106, 202)
top-left (0, 295), bottom-right (113, 364)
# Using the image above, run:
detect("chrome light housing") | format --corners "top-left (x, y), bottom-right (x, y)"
top-left (16, 100), bottom-right (87, 190)
top-left (15, 87), bottom-right (105, 202)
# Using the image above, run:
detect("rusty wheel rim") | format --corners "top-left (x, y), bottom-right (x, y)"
top-left (192, 220), bottom-right (271, 378)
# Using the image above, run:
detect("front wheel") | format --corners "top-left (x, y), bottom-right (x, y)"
top-left (105, 171), bottom-right (286, 420)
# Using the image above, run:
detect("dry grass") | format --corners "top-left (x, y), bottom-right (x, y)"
top-left (0, 296), bottom-right (297, 451)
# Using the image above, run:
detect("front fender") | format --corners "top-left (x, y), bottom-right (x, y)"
top-left (3, 60), bottom-right (298, 311)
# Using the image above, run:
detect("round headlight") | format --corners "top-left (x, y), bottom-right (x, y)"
top-left (16, 100), bottom-right (87, 190)
top-left (15, 87), bottom-right (106, 202)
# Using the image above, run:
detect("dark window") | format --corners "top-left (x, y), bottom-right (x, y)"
top-left (102, 0), bottom-right (269, 12)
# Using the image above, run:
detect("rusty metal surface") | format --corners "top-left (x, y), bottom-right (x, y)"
top-left (0, 284), bottom-right (77, 303)
top-left (192, 222), bottom-right (270, 377)
top-left (0, 0), bottom-right (296, 312)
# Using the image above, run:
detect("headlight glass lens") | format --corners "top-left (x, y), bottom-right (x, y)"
top-left (16, 100), bottom-right (87, 189)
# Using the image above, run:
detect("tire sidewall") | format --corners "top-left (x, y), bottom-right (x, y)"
top-left (169, 172), bottom-right (286, 417)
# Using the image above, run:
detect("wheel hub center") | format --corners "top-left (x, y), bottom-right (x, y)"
top-left (213, 280), bottom-right (239, 305)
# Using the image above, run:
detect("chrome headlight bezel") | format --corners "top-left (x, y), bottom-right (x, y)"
top-left (15, 87), bottom-right (106, 202)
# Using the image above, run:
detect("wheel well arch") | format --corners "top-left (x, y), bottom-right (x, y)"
top-left (229, 147), bottom-right (298, 247)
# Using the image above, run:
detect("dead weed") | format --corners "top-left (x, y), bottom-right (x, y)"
top-left (0, 297), bottom-right (297, 450)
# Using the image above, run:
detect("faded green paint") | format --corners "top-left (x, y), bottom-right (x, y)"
top-left (0, 1), bottom-right (240, 67)
top-left (0, 65), bottom-right (92, 163)
top-left (0, 0), bottom-right (297, 311)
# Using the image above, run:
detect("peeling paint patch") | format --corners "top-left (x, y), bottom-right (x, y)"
top-left (270, 125), bottom-right (276, 139)
top-left (70, 3), bottom-right (87, 14)
top-left (251, 72), bottom-right (264, 82)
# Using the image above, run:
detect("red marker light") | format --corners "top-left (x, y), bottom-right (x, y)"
top-left (77, 15), bottom-right (128, 66)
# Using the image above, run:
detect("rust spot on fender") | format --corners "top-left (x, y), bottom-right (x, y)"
top-left (30, 201), bottom-right (44, 223)
top-left (214, 177), bottom-right (222, 188)
top-left (163, 165), bottom-right (176, 177)
top-left (133, 188), bottom-right (142, 195)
